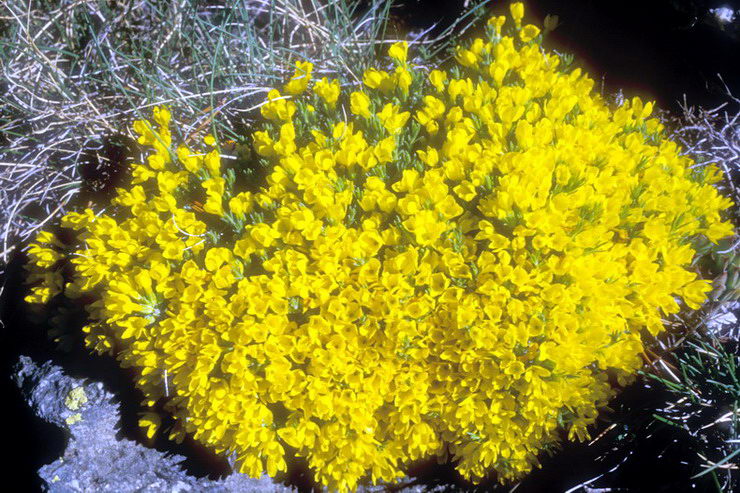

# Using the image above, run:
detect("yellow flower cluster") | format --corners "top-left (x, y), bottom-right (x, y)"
top-left (24, 3), bottom-right (735, 491)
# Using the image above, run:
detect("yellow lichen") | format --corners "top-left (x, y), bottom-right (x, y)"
top-left (64, 387), bottom-right (88, 411)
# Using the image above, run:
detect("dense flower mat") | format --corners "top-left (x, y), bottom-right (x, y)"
top-left (24, 3), bottom-right (736, 492)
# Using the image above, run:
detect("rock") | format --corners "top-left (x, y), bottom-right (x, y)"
top-left (705, 301), bottom-right (740, 340)
top-left (708, 6), bottom-right (737, 30)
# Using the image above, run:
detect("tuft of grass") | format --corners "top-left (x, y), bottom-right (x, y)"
top-left (0, 0), bottom-right (492, 289)
top-left (644, 334), bottom-right (739, 491)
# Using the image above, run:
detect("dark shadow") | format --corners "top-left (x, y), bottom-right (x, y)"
top-left (1, 342), bottom-right (67, 492)
top-left (382, 0), bottom-right (740, 114)
top-left (77, 132), bottom-right (137, 205)
top-left (278, 451), bottom-right (319, 493)
top-left (2, 250), bottom-right (67, 491)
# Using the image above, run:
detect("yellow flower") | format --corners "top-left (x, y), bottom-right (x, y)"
top-left (388, 41), bottom-right (408, 63)
top-left (510, 2), bottom-right (525, 27)
top-left (313, 77), bottom-right (341, 107)
top-left (202, 177), bottom-right (225, 215)
top-left (350, 91), bottom-right (372, 118)
top-left (417, 147), bottom-right (439, 166)
top-left (252, 131), bottom-right (275, 158)
top-left (373, 136), bottom-right (396, 164)
top-left (679, 279), bottom-right (713, 310)
top-left (261, 89), bottom-right (296, 121)
top-left (131, 163), bottom-right (156, 184)
top-left (428, 72), bottom-right (446, 97)
top-left (519, 24), bottom-right (541, 43)
top-left (402, 210), bottom-right (448, 246)
top-left (377, 103), bottom-right (410, 135)
top-left (147, 154), bottom-right (165, 171)
top-left (152, 106), bottom-right (171, 127)
top-left (363, 68), bottom-right (394, 94)
top-left (283, 60), bottom-right (314, 95)
top-left (249, 223), bottom-right (280, 248)
top-left (228, 192), bottom-right (253, 217)
top-left (487, 15), bottom-right (506, 34)
top-left (177, 145), bottom-right (203, 173)
top-left (394, 66), bottom-right (413, 93)
top-left (204, 247), bottom-right (233, 272)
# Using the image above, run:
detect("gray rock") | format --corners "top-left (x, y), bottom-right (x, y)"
top-left (13, 355), bottom-right (439, 492)
top-left (705, 301), bottom-right (740, 340)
